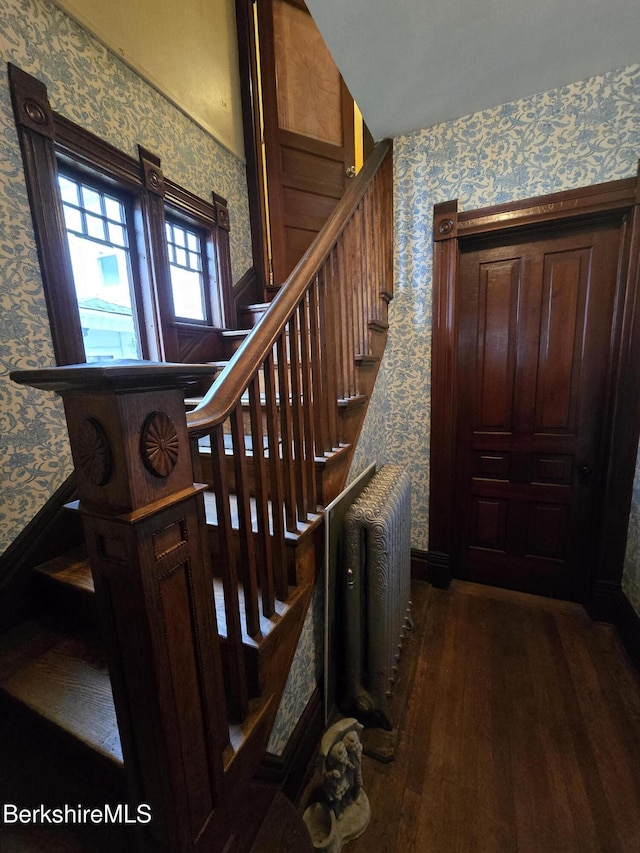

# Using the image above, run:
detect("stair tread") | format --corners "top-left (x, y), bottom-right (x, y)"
top-left (30, 546), bottom-right (309, 649)
top-left (213, 578), bottom-right (305, 649)
top-left (337, 393), bottom-right (369, 409)
top-left (33, 544), bottom-right (95, 594)
top-left (221, 329), bottom-right (252, 338)
top-left (0, 621), bottom-right (122, 765)
top-left (203, 490), bottom-right (322, 538)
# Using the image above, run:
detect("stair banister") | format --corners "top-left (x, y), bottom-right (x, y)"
top-left (186, 139), bottom-right (392, 436)
top-left (183, 138), bottom-right (393, 724)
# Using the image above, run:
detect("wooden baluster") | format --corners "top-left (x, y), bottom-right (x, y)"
top-left (336, 237), bottom-right (353, 399)
top-left (210, 424), bottom-right (250, 721)
top-left (360, 202), bottom-right (370, 355)
top-left (289, 309), bottom-right (308, 522)
top-left (343, 233), bottom-right (357, 398)
top-left (309, 276), bottom-right (329, 455)
top-left (277, 332), bottom-right (297, 532)
top-left (343, 218), bottom-right (362, 394)
top-left (299, 292), bottom-right (318, 514)
top-left (369, 170), bottom-right (386, 304)
top-left (230, 401), bottom-right (260, 637)
top-left (248, 373), bottom-right (275, 618)
top-left (384, 152), bottom-right (394, 301)
top-left (342, 228), bottom-right (356, 389)
top-left (320, 262), bottom-right (340, 449)
top-left (352, 206), bottom-right (365, 360)
top-left (362, 193), bottom-right (376, 342)
top-left (263, 349), bottom-right (288, 599)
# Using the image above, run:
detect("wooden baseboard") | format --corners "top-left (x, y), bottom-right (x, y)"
top-left (411, 549), bottom-right (451, 589)
top-left (612, 588), bottom-right (640, 673)
top-left (411, 549), bottom-right (429, 581)
top-left (588, 579), bottom-right (623, 623)
top-left (259, 686), bottom-right (324, 805)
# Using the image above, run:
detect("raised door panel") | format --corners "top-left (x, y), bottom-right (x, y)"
top-left (535, 249), bottom-right (590, 434)
top-left (475, 259), bottom-right (520, 432)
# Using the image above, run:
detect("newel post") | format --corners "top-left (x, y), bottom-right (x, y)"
top-left (11, 362), bottom-right (231, 853)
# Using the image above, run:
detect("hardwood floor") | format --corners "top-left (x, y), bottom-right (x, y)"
top-left (343, 580), bottom-right (640, 853)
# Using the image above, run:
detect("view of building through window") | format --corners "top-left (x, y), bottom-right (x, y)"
top-left (58, 173), bottom-right (142, 362)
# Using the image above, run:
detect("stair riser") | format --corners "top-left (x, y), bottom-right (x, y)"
top-left (32, 574), bottom-right (98, 632)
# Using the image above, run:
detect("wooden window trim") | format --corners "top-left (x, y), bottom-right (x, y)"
top-left (9, 63), bottom-right (233, 366)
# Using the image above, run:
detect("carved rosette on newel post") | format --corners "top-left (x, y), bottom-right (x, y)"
top-left (10, 361), bottom-right (231, 853)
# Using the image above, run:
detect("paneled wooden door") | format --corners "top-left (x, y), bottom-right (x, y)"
top-left (256, 0), bottom-right (356, 284)
top-left (452, 219), bottom-right (622, 600)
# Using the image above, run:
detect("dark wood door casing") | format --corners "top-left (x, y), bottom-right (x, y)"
top-left (429, 171), bottom-right (640, 613)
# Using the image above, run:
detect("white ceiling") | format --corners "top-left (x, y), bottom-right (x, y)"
top-left (304, 0), bottom-right (640, 140)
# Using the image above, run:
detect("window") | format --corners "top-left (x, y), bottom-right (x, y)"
top-left (58, 173), bottom-right (143, 362)
top-left (165, 219), bottom-right (207, 322)
top-left (10, 64), bottom-right (234, 367)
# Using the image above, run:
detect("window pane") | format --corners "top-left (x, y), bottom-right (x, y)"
top-left (61, 173), bottom-right (142, 362)
top-left (166, 220), bottom-right (207, 321)
top-left (108, 222), bottom-right (127, 248)
top-left (81, 185), bottom-right (103, 215)
top-left (104, 196), bottom-right (124, 223)
top-left (171, 266), bottom-right (206, 320)
top-left (58, 175), bottom-right (79, 205)
top-left (62, 203), bottom-right (83, 233)
top-left (85, 213), bottom-right (106, 241)
top-left (188, 251), bottom-right (202, 272)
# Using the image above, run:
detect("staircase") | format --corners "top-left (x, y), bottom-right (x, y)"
top-left (1, 140), bottom-right (393, 853)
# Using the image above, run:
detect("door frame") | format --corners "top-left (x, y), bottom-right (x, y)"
top-left (428, 169), bottom-right (640, 616)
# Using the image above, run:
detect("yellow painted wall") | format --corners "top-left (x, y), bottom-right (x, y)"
top-left (53, 0), bottom-right (246, 159)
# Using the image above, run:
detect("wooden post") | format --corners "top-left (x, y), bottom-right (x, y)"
top-left (11, 362), bottom-right (232, 853)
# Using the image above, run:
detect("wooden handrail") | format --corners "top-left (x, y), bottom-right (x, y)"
top-left (186, 139), bottom-right (392, 436)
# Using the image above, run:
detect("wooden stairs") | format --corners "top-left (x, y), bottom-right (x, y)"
top-left (1, 140), bottom-right (393, 853)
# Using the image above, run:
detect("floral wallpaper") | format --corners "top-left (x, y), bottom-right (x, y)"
top-left (0, 0), bottom-right (252, 554)
top-left (267, 581), bottom-right (324, 755)
top-left (353, 63), bottom-right (640, 610)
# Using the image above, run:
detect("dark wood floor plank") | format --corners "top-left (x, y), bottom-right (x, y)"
top-left (529, 608), bottom-right (602, 852)
top-left (555, 609), bottom-right (640, 850)
top-left (392, 586), bottom-right (448, 853)
top-left (322, 580), bottom-right (640, 853)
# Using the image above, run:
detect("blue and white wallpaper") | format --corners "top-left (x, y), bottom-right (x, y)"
top-left (267, 581), bottom-right (324, 755)
top-left (353, 63), bottom-right (640, 609)
top-left (0, 0), bottom-right (252, 554)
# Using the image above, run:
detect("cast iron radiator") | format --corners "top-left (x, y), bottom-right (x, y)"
top-left (341, 464), bottom-right (412, 730)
